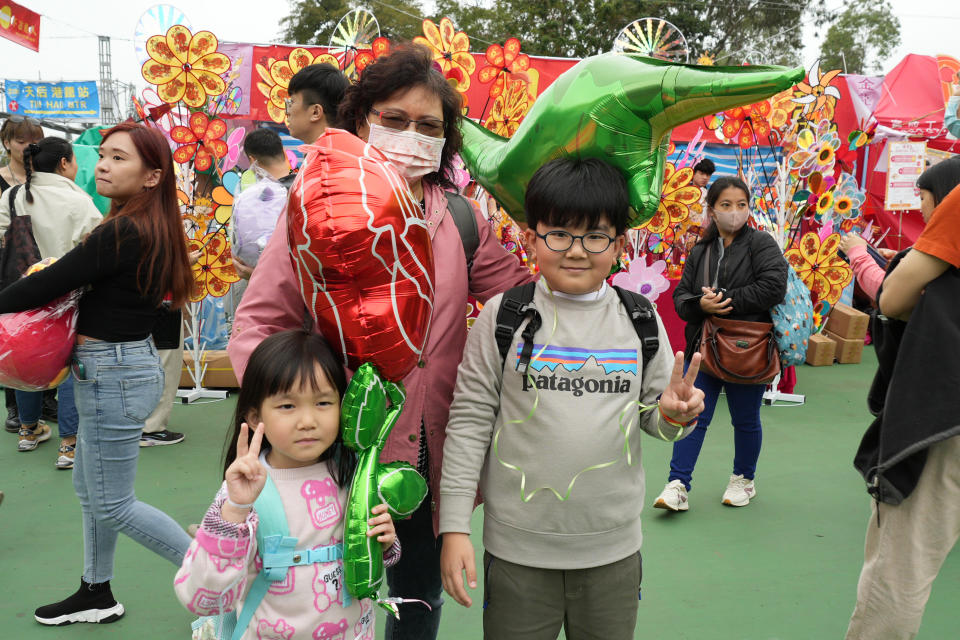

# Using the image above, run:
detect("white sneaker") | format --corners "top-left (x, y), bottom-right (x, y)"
top-left (722, 474), bottom-right (756, 506)
top-left (653, 479), bottom-right (689, 512)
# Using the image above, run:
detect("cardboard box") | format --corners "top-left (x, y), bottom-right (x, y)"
top-left (825, 303), bottom-right (869, 340)
top-left (805, 333), bottom-right (837, 366)
top-left (179, 350), bottom-right (239, 388)
top-left (824, 330), bottom-right (865, 364)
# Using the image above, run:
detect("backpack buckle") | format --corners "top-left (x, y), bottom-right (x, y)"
top-left (642, 336), bottom-right (659, 354)
top-left (631, 305), bottom-right (654, 322)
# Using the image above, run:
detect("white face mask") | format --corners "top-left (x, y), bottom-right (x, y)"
top-left (366, 121), bottom-right (445, 181)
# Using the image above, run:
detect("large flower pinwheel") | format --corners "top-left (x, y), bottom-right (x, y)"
top-left (141, 25), bottom-right (230, 108)
top-left (171, 112), bottom-right (228, 172)
top-left (769, 89), bottom-right (799, 131)
top-left (639, 163), bottom-right (701, 234)
top-left (188, 231), bottom-right (240, 302)
top-left (720, 99), bottom-right (773, 148)
top-left (792, 60), bottom-right (841, 117)
top-left (831, 172), bottom-right (866, 222)
top-left (611, 258), bottom-right (671, 303)
top-left (784, 232), bottom-right (852, 305)
top-left (355, 37), bottom-right (390, 75)
top-left (786, 120), bottom-right (841, 178)
top-left (484, 76), bottom-right (535, 138)
top-left (413, 18), bottom-right (475, 92)
top-left (255, 49), bottom-right (338, 124)
top-left (477, 38), bottom-right (531, 100)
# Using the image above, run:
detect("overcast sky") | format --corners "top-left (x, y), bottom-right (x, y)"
top-left (2, 0), bottom-right (958, 95)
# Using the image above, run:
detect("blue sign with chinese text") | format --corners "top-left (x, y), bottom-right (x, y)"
top-left (4, 80), bottom-right (100, 120)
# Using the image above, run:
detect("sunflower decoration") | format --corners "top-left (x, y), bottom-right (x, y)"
top-left (697, 51), bottom-right (715, 66)
top-left (414, 18), bottom-right (476, 93)
top-left (770, 89), bottom-right (800, 132)
top-left (831, 172), bottom-right (866, 222)
top-left (719, 99), bottom-right (774, 148)
top-left (477, 37), bottom-right (531, 100)
top-left (355, 37), bottom-right (391, 76)
top-left (141, 25), bottom-right (231, 108)
top-left (170, 111), bottom-right (229, 172)
top-left (483, 70), bottom-right (539, 138)
top-left (639, 163), bottom-right (701, 234)
top-left (792, 60), bottom-right (842, 119)
top-left (786, 119), bottom-right (841, 178)
top-left (188, 231), bottom-right (240, 302)
top-left (784, 232), bottom-right (852, 305)
top-left (263, 48), bottom-right (339, 125)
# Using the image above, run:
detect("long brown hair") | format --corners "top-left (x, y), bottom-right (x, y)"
top-left (100, 123), bottom-right (192, 308)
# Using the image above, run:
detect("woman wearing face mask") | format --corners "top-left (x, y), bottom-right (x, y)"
top-left (0, 137), bottom-right (102, 465)
top-left (227, 44), bottom-right (535, 640)
top-left (653, 176), bottom-right (787, 513)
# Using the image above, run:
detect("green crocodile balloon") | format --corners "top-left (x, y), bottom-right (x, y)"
top-left (460, 53), bottom-right (805, 227)
top-left (341, 363), bottom-right (428, 606)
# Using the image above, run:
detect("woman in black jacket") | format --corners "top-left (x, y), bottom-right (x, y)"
top-left (653, 176), bottom-right (787, 512)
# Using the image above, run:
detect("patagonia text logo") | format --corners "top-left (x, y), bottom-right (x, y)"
top-left (521, 373), bottom-right (632, 397)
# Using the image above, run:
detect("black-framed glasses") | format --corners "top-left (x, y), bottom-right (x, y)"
top-left (370, 108), bottom-right (445, 138)
top-left (535, 230), bottom-right (616, 253)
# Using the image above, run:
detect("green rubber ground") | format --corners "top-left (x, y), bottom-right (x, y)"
top-left (2, 347), bottom-right (958, 639)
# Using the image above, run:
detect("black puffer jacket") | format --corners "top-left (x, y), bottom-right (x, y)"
top-left (673, 226), bottom-right (789, 361)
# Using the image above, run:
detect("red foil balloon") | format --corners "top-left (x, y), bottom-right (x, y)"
top-left (286, 128), bottom-right (435, 382)
top-left (0, 260), bottom-right (77, 391)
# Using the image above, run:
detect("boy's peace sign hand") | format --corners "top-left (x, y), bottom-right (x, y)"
top-left (659, 352), bottom-right (705, 426)
top-left (223, 422), bottom-right (267, 521)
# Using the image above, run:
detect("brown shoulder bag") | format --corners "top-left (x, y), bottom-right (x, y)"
top-left (697, 243), bottom-right (780, 385)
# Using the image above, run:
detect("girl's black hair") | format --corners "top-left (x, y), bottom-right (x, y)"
top-left (223, 330), bottom-right (356, 487)
top-left (525, 156), bottom-right (631, 234)
top-left (22, 136), bottom-right (74, 204)
top-left (916, 157), bottom-right (960, 207)
top-left (697, 175), bottom-right (751, 247)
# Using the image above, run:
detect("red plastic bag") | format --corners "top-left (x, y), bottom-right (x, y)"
top-left (0, 259), bottom-right (78, 391)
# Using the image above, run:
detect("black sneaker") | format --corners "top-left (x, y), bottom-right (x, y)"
top-left (139, 429), bottom-right (185, 447)
top-left (41, 389), bottom-right (58, 423)
top-left (5, 389), bottom-right (19, 433)
top-left (35, 579), bottom-right (125, 625)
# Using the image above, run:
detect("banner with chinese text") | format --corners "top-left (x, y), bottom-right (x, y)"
top-left (0, 1), bottom-right (40, 52)
top-left (4, 80), bottom-right (99, 119)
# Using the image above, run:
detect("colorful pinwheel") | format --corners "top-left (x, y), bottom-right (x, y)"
top-left (141, 25), bottom-right (230, 108)
top-left (188, 231), bottom-right (240, 302)
top-left (484, 77), bottom-right (535, 138)
top-left (639, 163), bottom-right (701, 234)
top-left (413, 18), bottom-right (476, 92)
top-left (784, 232), bottom-right (852, 305)
top-left (170, 112), bottom-right (228, 172)
top-left (210, 171), bottom-right (241, 225)
top-left (477, 38), bottom-right (531, 100)
top-left (831, 172), bottom-right (866, 221)
top-left (720, 99), bottom-right (773, 148)
top-left (355, 37), bottom-right (390, 75)
top-left (793, 60), bottom-right (841, 117)
top-left (786, 120), bottom-right (841, 178)
top-left (268, 48), bottom-right (338, 118)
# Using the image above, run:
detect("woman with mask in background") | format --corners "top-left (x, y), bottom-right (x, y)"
top-left (227, 44), bottom-right (534, 640)
top-left (653, 176), bottom-right (787, 513)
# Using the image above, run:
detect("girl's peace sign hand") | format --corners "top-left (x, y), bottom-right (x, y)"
top-left (223, 422), bottom-right (267, 522)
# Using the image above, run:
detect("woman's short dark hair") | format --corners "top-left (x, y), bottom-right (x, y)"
top-left (525, 157), bottom-right (630, 234)
top-left (288, 63), bottom-right (350, 128)
top-left (916, 158), bottom-right (960, 208)
top-left (338, 43), bottom-right (462, 190)
top-left (243, 128), bottom-right (285, 161)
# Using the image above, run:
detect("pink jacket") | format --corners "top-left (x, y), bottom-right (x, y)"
top-left (228, 181), bottom-right (534, 533)
top-left (846, 244), bottom-right (885, 303)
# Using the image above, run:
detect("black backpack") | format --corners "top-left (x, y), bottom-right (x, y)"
top-left (494, 281), bottom-right (661, 375)
top-left (445, 192), bottom-right (479, 274)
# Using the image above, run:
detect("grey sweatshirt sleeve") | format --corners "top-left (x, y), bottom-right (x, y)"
top-left (637, 313), bottom-right (696, 441)
top-left (439, 293), bottom-right (506, 535)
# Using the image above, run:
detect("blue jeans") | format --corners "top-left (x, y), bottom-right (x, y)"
top-left (384, 494), bottom-right (444, 640)
top-left (668, 369), bottom-right (765, 491)
top-left (15, 373), bottom-right (79, 437)
top-left (71, 338), bottom-right (191, 583)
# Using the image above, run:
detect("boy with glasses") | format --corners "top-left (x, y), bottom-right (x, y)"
top-left (283, 63), bottom-right (349, 145)
top-left (438, 157), bottom-right (705, 639)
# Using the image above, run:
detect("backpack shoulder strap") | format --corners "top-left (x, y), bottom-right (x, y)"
top-left (495, 281), bottom-right (539, 372)
top-left (231, 474), bottom-right (290, 640)
top-left (446, 192), bottom-right (480, 274)
top-left (613, 285), bottom-right (660, 370)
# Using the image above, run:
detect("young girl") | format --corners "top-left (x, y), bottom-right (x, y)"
top-left (0, 122), bottom-right (193, 625)
top-left (174, 330), bottom-right (400, 640)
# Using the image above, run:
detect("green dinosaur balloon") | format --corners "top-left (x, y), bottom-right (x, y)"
top-left (341, 363), bottom-right (428, 607)
top-left (460, 53), bottom-right (805, 227)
